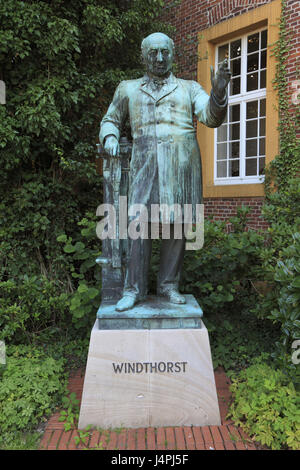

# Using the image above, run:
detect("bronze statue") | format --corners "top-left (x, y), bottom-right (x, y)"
top-left (99, 32), bottom-right (231, 312)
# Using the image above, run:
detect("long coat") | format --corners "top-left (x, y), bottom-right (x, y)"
top-left (100, 73), bottom-right (227, 222)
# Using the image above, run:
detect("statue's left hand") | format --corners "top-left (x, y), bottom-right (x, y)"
top-left (210, 59), bottom-right (231, 101)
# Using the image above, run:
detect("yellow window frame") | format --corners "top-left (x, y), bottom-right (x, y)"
top-left (197, 0), bottom-right (281, 198)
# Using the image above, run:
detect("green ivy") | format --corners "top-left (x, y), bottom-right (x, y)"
top-left (264, 0), bottom-right (300, 192)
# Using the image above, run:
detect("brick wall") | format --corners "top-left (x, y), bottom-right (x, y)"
top-left (204, 197), bottom-right (269, 231)
top-left (164, 0), bottom-right (275, 80)
top-left (163, 0), bottom-right (299, 230)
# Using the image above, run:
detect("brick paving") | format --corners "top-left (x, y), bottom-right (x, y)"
top-left (39, 367), bottom-right (258, 450)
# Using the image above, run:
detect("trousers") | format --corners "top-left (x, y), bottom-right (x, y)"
top-left (123, 224), bottom-right (186, 300)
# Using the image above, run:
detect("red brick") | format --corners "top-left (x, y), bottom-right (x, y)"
top-left (117, 429), bottom-right (126, 450)
top-left (58, 430), bottom-right (73, 450)
top-left (192, 427), bottom-right (205, 450)
top-left (127, 429), bottom-right (136, 450)
top-left (201, 426), bottom-right (214, 450)
top-left (68, 430), bottom-right (79, 450)
top-left (146, 427), bottom-right (156, 450)
top-left (107, 431), bottom-right (117, 450)
top-left (165, 427), bottom-right (176, 450)
top-left (183, 426), bottom-right (195, 450)
top-left (156, 428), bottom-right (166, 450)
top-left (137, 428), bottom-right (146, 450)
top-left (99, 431), bottom-right (110, 449)
top-left (39, 429), bottom-right (53, 450)
top-left (227, 425), bottom-right (247, 450)
top-left (89, 430), bottom-right (100, 449)
top-left (219, 425), bottom-right (236, 450)
top-left (47, 429), bottom-right (63, 450)
top-left (174, 427), bottom-right (186, 450)
top-left (210, 425), bottom-right (225, 450)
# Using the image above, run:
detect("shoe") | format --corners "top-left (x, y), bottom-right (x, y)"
top-left (115, 294), bottom-right (138, 312)
top-left (158, 287), bottom-right (186, 304)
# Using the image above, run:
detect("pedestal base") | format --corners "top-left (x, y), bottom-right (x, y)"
top-left (78, 315), bottom-right (220, 429)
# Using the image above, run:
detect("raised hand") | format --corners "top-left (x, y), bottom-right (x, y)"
top-left (104, 135), bottom-right (120, 157)
top-left (210, 59), bottom-right (231, 101)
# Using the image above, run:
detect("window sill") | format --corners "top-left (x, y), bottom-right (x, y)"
top-left (214, 176), bottom-right (265, 185)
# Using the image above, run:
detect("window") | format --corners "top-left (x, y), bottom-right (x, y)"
top-left (214, 29), bottom-right (267, 185)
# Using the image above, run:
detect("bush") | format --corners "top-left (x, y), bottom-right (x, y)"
top-left (252, 178), bottom-right (300, 380)
top-left (181, 207), bottom-right (264, 316)
top-left (229, 357), bottom-right (300, 450)
top-left (0, 345), bottom-right (67, 448)
top-left (0, 276), bottom-right (70, 343)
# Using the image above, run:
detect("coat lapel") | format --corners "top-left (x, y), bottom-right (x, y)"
top-left (140, 73), bottom-right (178, 102)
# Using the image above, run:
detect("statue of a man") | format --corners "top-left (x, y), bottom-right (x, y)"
top-left (100, 32), bottom-right (231, 312)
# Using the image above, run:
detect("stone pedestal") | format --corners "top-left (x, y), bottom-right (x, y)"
top-left (78, 296), bottom-right (220, 429)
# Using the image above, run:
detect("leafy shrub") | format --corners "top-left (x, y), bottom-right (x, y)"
top-left (0, 346), bottom-right (67, 448)
top-left (177, 207), bottom-right (263, 315)
top-left (0, 0), bottom-right (173, 342)
top-left (57, 214), bottom-right (101, 331)
top-left (229, 357), bottom-right (300, 450)
top-left (252, 178), bottom-right (300, 380)
top-left (0, 276), bottom-right (70, 343)
top-left (207, 310), bottom-right (280, 373)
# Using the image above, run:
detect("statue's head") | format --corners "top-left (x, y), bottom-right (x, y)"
top-left (141, 32), bottom-right (174, 77)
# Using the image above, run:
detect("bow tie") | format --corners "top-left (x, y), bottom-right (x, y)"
top-left (151, 78), bottom-right (167, 90)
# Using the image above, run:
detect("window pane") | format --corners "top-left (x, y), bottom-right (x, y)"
top-left (217, 124), bottom-right (227, 142)
top-left (246, 120), bottom-right (258, 138)
top-left (259, 138), bottom-right (265, 156)
top-left (261, 30), bottom-right (267, 49)
top-left (246, 158), bottom-right (258, 176)
top-left (246, 139), bottom-right (258, 157)
top-left (247, 101), bottom-right (258, 119)
top-left (229, 123), bottom-right (240, 140)
top-left (248, 33), bottom-right (259, 53)
top-left (229, 141), bottom-right (240, 158)
top-left (218, 44), bottom-right (228, 62)
top-left (260, 70), bottom-right (266, 88)
top-left (259, 118), bottom-right (266, 136)
top-left (247, 53), bottom-right (259, 73)
top-left (230, 77), bottom-right (240, 95)
top-left (230, 39), bottom-right (241, 58)
top-left (217, 161), bottom-right (227, 177)
top-left (260, 99), bottom-right (266, 117)
top-left (231, 58), bottom-right (241, 76)
top-left (229, 159), bottom-right (239, 177)
top-left (230, 104), bottom-right (240, 122)
top-left (217, 142), bottom-right (227, 160)
top-left (259, 157), bottom-right (265, 175)
top-left (261, 50), bottom-right (267, 69)
top-left (247, 72), bottom-right (258, 91)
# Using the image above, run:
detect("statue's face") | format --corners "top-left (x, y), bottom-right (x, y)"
top-left (143, 36), bottom-right (173, 77)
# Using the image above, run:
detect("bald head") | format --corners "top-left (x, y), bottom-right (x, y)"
top-left (141, 33), bottom-right (174, 58)
top-left (141, 32), bottom-right (174, 77)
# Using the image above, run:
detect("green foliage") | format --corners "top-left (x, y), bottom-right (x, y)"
top-left (0, 275), bottom-right (69, 343)
top-left (0, 0), bottom-right (174, 342)
top-left (59, 392), bottom-right (80, 432)
top-left (57, 214), bottom-right (102, 330)
top-left (229, 357), bottom-right (300, 450)
top-left (251, 178), bottom-right (300, 380)
top-left (207, 310), bottom-right (280, 373)
top-left (0, 345), bottom-right (67, 448)
top-left (181, 207), bottom-right (264, 315)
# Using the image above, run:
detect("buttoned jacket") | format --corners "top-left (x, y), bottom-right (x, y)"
top-left (100, 73), bottom-right (227, 222)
